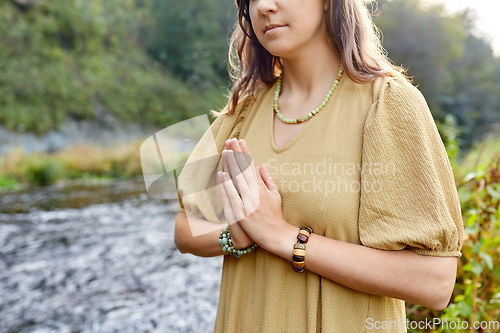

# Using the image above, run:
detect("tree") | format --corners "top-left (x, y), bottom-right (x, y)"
top-left (374, 0), bottom-right (500, 150)
top-left (146, 0), bottom-right (237, 90)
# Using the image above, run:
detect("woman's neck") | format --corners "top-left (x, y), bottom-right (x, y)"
top-left (279, 34), bottom-right (341, 103)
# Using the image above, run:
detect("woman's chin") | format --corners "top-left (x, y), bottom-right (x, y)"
top-left (264, 47), bottom-right (291, 59)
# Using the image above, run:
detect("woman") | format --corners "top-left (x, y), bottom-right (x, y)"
top-left (174, 0), bottom-right (464, 332)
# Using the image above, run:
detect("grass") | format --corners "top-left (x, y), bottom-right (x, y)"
top-left (0, 141), bottom-right (144, 188)
top-left (453, 134), bottom-right (500, 184)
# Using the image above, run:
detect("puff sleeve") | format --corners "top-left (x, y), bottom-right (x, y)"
top-left (358, 77), bottom-right (464, 257)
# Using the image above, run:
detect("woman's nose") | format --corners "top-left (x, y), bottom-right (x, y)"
top-left (254, 0), bottom-right (278, 15)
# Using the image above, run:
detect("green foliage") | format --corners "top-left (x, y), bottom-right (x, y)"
top-left (436, 114), bottom-right (462, 168)
top-left (0, 175), bottom-right (19, 190)
top-left (23, 156), bottom-right (67, 186)
top-left (406, 152), bottom-right (500, 332)
top-left (456, 134), bottom-right (500, 182)
top-left (145, 0), bottom-right (236, 89)
top-left (0, 0), bottom-right (227, 135)
top-left (374, 0), bottom-right (500, 150)
top-left (407, 116), bottom-right (500, 331)
top-left (375, 0), bottom-right (466, 112)
top-left (0, 142), bottom-right (148, 186)
top-left (2, 0), bottom-right (499, 149)
top-left (441, 155), bottom-right (500, 332)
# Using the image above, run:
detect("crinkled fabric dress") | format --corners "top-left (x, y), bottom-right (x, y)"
top-left (177, 74), bottom-right (464, 333)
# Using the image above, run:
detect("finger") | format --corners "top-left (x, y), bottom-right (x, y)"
top-left (228, 140), bottom-right (260, 216)
top-left (224, 149), bottom-right (242, 178)
top-left (218, 171), bottom-right (237, 225)
top-left (238, 140), bottom-right (262, 189)
top-left (239, 165), bottom-right (261, 216)
top-left (260, 164), bottom-right (279, 193)
top-left (230, 139), bottom-right (252, 174)
top-left (231, 140), bottom-right (256, 190)
top-left (232, 165), bottom-right (261, 216)
top-left (222, 139), bottom-right (233, 179)
top-left (223, 139), bottom-right (236, 172)
top-left (221, 148), bottom-right (228, 174)
top-left (222, 150), bottom-right (241, 195)
top-left (238, 139), bottom-right (254, 167)
top-left (224, 149), bottom-right (249, 196)
top-left (255, 165), bottom-right (264, 187)
top-left (222, 172), bottom-right (246, 221)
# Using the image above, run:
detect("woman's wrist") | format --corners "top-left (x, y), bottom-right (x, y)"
top-left (219, 225), bottom-right (258, 258)
top-left (262, 220), bottom-right (299, 261)
top-left (228, 223), bottom-right (254, 249)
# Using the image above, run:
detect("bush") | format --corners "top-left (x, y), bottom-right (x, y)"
top-left (23, 156), bottom-right (67, 186)
top-left (407, 153), bottom-right (500, 332)
top-left (0, 0), bottom-right (228, 135)
top-left (0, 141), bottom-right (148, 186)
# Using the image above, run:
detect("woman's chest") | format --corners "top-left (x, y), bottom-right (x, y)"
top-left (272, 117), bottom-right (308, 151)
top-left (237, 80), bottom-right (376, 243)
top-left (241, 113), bottom-right (367, 243)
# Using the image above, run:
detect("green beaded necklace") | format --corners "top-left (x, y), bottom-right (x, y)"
top-left (273, 64), bottom-right (344, 124)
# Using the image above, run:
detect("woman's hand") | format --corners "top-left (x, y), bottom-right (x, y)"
top-left (217, 139), bottom-right (254, 249)
top-left (219, 138), bottom-right (289, 250)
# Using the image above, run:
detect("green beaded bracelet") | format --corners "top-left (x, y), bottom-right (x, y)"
top-left (218, 225), bottom-right (258, 259)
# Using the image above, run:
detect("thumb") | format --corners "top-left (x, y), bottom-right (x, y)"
top-left (260, 164), bottom-right (279, 193)
top-left (255, 165), bottom-right (264, 186)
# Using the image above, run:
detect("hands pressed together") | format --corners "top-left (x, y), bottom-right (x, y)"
top-left (212, 140), bottom-right (456, 311)
top-left (217, 138), bottom-right (290, 251)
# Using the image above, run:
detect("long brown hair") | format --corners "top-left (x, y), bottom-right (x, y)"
top-left (215, 0), bottom-right (406, 117)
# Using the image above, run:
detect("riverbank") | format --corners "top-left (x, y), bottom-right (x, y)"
top-left (2, 132), bottom-right (500, 190)
top-left (0, 192), bottom-right (222, 333)
top-left (0, 141), bottom-right (144, 189)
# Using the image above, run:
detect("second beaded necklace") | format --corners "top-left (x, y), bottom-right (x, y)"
top-left (273, 64), bottom-right (344, 124)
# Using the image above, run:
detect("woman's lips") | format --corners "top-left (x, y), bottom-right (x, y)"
top-left (265, 26), bottom-right (285, 35)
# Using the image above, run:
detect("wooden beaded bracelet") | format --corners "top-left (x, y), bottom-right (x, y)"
top-left (292, 226), bottom-right (313, 273)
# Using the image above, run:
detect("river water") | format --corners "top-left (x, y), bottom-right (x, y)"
top-left (0, 179), bottom-right (223, 333)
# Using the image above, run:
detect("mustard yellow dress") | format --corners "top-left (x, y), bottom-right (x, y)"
top-left (177, 74), bottom-right (464, 333)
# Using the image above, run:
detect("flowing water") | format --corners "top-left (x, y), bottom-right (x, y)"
top-left (0, 179), bottom-right (222, 333)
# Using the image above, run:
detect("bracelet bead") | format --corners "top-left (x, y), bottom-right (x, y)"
top-left (293, 255), bottom-right (304, 262)
top-left (301, 226), bottom-right (313, 234)
top-left (294, 243), bottom-right (306, 250)
top-left (293, 266), bottom-right (305, 273)
top-left (299, 229), bottom-right (311, 238)
top-left (297, 234), bottom-right (309, 243)
top-left (293, 249), bottom-right (306, 256)
top-left (293, 261), bottom-right (305, 268)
